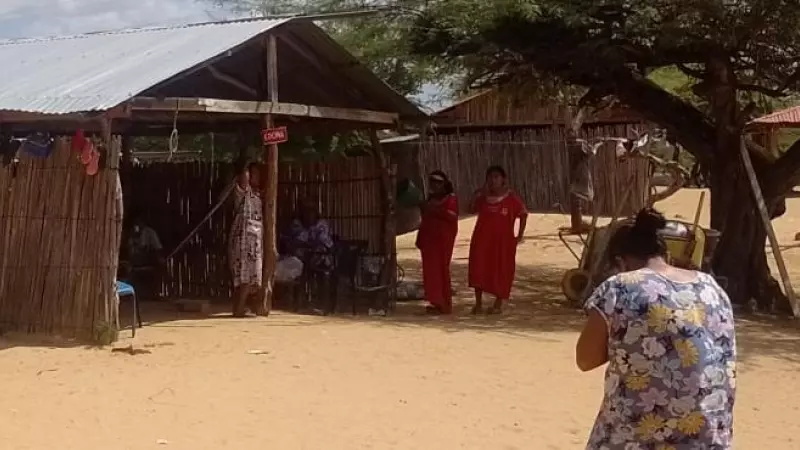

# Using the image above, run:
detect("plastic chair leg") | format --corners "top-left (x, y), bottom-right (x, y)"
top-left (135, 294), bottom-right (143, 327)
top-left (131, 294), bottom-right (138, 338)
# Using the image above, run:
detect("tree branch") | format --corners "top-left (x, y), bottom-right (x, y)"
top-left (677, 63), bottom-right (705, 79)
top-left (736, 83), bottom-right (788, 97)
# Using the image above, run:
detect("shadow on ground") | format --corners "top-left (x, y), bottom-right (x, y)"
top-left (365, 258), bottom-right (585, 337)
top-left (3, 256), bottom-right (800, 367)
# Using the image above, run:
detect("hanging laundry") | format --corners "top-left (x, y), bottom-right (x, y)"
top-left (71, 129), bottom-right (85, 152)
top-left (80, 138), bottom-right (94, 165)
top-left (85, 145), bottom-right (100, 176)
top-left (20, 132), bottom-right (54, 158)
top-left (567, 137), bottom-right (595, 202)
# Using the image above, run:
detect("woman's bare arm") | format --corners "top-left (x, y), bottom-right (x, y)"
top-left (468, 190), bottom-right (482, 214)
top-left (575, 309), bottom-right (609, 372)
top-left (516, 214), bottom-right (528, 242)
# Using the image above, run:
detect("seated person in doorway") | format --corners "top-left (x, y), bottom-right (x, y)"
top-left (283, 198), bottom-right (334, 272)
top-left (120, 215), bottom-right (165, 300)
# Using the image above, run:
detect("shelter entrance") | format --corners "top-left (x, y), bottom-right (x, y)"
top-left (0, 17), bottom-right (423, 340)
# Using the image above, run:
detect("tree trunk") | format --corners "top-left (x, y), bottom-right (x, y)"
top-left (710, 160), bottom-right (793, 314)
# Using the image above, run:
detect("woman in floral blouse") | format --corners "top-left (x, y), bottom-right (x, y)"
top-left (576, 208), bottom-right (736, 449)
top-left (229, 162), bottom-right (264, 317)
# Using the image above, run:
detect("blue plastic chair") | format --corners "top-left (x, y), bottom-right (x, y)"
top-left (117, 281), bottom-right (142, 337)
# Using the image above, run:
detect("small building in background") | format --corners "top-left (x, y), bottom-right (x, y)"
top-left (419, 87), bottom-right (652, 216)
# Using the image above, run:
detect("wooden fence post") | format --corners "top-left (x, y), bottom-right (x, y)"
top-left (739, 137), bottom-right (798, 316)
top-left (260, 33), bottom-right (279, 316)
top-left (370, 130), bottom-right (397, 311)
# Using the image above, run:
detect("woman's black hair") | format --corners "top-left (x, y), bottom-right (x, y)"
top-left (234, 160), bottom-right (260, 174)
top-left (429, 170), bottom-right (454, 195)
top-left (607, 207), bottom-right (669, 260)
top-left (485, 165), bottom-right (507, 179)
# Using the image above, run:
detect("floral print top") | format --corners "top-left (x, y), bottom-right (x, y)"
top-left (585, 269), bottom-right (736, 449)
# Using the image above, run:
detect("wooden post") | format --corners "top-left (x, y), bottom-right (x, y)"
top-left (370, 130), bottom-right (397, 312)
top-left (121, 135), bottom-right (134, 167)
top-left (260, 34), bottom-right (279, 316)
top-left (739, 137), bottom-right (798, 316)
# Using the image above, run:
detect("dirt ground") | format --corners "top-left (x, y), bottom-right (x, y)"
top-left (1, 189), bottom-right (800, 449)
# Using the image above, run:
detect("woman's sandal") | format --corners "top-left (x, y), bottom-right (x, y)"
top-left (425, 305), bottom-right (443, 315)
top-left (486, 304), bottom-right (504, 315)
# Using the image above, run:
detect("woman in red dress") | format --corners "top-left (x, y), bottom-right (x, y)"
top-left (416, 171), bottom-right (458, 314)
top-left (468, 166), bottom-right (528, 314)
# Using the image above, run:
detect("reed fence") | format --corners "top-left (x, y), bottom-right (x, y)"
top-left (0, 138), bottom-right (122, 339)
top-left (420, 125), bottom-right (650, 216)
top-left (435, 88), bottom-right (643, 127)
top-left (122, 156), bottom-right (387, 300)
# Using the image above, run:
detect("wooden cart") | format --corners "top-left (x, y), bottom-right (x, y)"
top-left (560, 218), bottom-right (722, 305)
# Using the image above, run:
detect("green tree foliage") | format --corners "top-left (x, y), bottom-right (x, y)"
top-left (411, 0), bottom-right (800, 312)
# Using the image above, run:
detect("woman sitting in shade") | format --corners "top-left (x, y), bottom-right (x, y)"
top-left (467, 165), bottom-right (528, 314)
top-left (416, 170), bottom-right (458, 314)
top-left (283, 198), bottom-right (334, 272)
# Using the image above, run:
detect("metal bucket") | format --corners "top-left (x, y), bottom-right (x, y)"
top-left (704, 229), bottom-right (721, 259)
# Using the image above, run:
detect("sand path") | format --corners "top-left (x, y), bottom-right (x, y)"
top-left (1, 189), bottom-right (799, 449)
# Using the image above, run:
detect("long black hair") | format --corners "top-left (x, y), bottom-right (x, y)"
top-left (234, 160), bottom-right (260, 175)
top-left (429, 170), bottom-right (454, 196)
top-left (485, 165), bottom-right (507, 180)
top-left (607, 207), bottom-right (669, 261)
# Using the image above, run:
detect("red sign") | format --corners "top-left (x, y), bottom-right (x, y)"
top-left (262, 126), bottom-right (288, 145)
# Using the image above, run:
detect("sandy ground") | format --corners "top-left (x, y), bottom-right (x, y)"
top-left (2, 189), bottom-right (800, 449)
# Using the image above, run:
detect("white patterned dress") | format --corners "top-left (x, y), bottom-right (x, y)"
top-left (585, 269), bottom-right (736, 449)
top-left (229, 185), bottom-right (263, 287)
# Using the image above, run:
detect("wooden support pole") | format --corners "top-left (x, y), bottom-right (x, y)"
top-left (260, 33), bottom-right (280, 316)
top-left (370, 130), bottom-right (397, 312)
top-left (120, 135), bottom-right (133, 167)
top-left (738, 138), bottom-right (798, 316)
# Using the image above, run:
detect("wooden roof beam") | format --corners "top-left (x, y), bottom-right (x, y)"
top-left (128, 97), bottom-right (398, 125)
top-left (207, 65), bottom-right (259, 97)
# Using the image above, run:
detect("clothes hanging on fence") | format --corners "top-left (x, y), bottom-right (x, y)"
top-left (20, 132), bottom-right (54, 158)
top-left (567, 138), bottom-right (595, 202)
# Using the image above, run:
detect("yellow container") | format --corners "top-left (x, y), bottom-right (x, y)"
top-left (587, 220), bottom-right (708, 270)
top-left (663, 229), bottom-right (706, 268)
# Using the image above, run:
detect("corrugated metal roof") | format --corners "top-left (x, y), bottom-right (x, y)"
top-left (0, 19), bottom-right (290, 114)
top-left (751, 106), bottom-right (800, 126)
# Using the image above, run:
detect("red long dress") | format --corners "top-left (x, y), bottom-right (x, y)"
top-left (468, 192), bottom-right (527, 299)
top-left (416, 194), bottom-right (458, 313)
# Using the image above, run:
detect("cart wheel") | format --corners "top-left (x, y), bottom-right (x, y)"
top-left (562, 269), bottom-right (591, 304)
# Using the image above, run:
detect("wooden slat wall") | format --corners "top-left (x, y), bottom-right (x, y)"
top-left (0, 138), bottom-right (121, 339)
top-left (122, 156), bottom-right (385, 300)
top-left (420, 125), bottom-right (650, 216)
top-left (435, 89), bottom-right (643, 126)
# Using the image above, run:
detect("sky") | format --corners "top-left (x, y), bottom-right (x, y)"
top-left (0, 0), bottom-right (215, 40)
top-left (0, 0), bottom-right (447, 109)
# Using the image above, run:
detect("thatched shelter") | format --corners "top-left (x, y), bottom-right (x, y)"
top-left (421, 88), bottom-right (651, 216)
top-left (0, 17), bottom-right (425, 340)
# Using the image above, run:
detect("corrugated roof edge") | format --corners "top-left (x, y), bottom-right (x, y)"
top-left (0, 16), bottom-right (427, 120)
top-left (0, 17), bottom-right (293, 46)
top-left (751, 106), bottom-right (800, 125)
